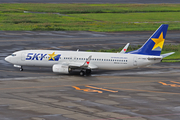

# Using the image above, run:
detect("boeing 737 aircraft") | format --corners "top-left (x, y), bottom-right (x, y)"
top-left (5, 24), bottom-right (174, 76)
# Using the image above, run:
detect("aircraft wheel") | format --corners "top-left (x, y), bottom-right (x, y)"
top-left (80, 71), bottom-right (85, 76)
top-left (20, 68), bottom-right (23, 71)
top-left (86, 69), bottom-right (91, 75)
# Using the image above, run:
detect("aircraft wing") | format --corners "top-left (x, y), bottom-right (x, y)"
top-left (120, 43), bottom-right (129, 54)
top-left (81, 55), bottom-right (92, 67)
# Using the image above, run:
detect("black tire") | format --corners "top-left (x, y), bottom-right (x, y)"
top-left (86, 69), bottom-right (91, 75)
top-left (20, 68), bottom-right (23, 71)
top-left (80, 71), bottom-right (85, 76)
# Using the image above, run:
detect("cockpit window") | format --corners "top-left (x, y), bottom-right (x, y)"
top-left (12, 54), bottom-right (16, 56)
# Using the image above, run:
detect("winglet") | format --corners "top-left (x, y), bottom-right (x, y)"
top-left (81, 55), bottom-right (92, 67)
top-left (120, 43), bottom-right (129, 54)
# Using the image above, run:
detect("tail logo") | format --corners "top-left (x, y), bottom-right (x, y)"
top-left (151, 32), bottom-right (165, 51)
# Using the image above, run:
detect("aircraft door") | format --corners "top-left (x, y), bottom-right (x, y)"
top-left (21, 52), bottom-right (26, 61)
top-left (133, 57), bottom-right (137, 66)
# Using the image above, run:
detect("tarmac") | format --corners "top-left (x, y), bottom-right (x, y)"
top-left (1, 70), bottom-right (180, 120)
top-left (0, 31), bottom-right (180, 120)
top-left (1, 1), bottom-right (180, 120)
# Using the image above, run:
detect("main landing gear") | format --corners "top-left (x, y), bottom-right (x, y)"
top-left (80, 69), bottom-right (91, 76)
top-left (80, 71), bottom-right (85, 76)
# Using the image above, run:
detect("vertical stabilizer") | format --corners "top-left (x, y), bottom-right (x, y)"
top-left (128, 24), bottom-right (168, 56)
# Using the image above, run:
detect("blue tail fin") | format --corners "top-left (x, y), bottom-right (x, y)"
top-left (128, 24), bottom-right (168, 56)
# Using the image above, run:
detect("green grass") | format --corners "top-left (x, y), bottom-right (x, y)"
top-left (0, 13), bottom-right (93, 31)
top-left (70, 12), bottom-right (180, 31)
top-left (0, 12), bottom-right (180, 31)
top-left (71, 12), bottom-right (179, 22)
top-left (0, 3), bottom-right (180, 31)
top-left (87, 44), bottom-right (180, 62)
top-left (1, 3), bottom-right (180, 14)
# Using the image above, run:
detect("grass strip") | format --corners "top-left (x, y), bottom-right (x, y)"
top-left (0, 3), bottom-right (180, 31)
top-left (1, 3), bottom-right (180, 14)
top-left (0, 12), bottom-right (180, 31)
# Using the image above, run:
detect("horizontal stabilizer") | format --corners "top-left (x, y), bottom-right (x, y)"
top-left (161, 52), bottom-right (175, 58)
top-left (120, 43), bottom-right (129, 54)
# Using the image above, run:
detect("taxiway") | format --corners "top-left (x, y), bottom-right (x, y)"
top-left (1, 31), bottom-right (180, 120)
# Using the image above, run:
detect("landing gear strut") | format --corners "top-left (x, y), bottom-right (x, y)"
top-left (20, 67), bottom-right (23, 71)
top-left (86, 69), bottom-right (91, 76)
top-left (14, 65), bottom-right (23, 71)
top-left (20, 68), bottom-right (23, 71)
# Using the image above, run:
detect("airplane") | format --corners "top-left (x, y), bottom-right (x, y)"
top-left (5, 24), bottom-right (175, 76)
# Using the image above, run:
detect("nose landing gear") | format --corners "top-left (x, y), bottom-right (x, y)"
top-left (14, 65), bottom-right (23, 71)
top-left (20, 67), bottom-right (23, 71)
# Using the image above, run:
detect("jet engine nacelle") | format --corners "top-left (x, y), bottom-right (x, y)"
top-left (52, 64), bottom-right (69, 74)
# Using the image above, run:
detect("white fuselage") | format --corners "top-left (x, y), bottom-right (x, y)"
top-left (5, 50), bottom-right (162, 70)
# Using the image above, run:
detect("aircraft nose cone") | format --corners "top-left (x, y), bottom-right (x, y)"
top-left (5, 56), bottom-right (11, 62)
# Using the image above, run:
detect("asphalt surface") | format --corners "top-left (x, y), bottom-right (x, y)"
top-left (1, 0), bottom-right (180, 3)
top-left (1, 65), bottom-right (180, 120)
top-left (1, 31), bottom-right (180, 120)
